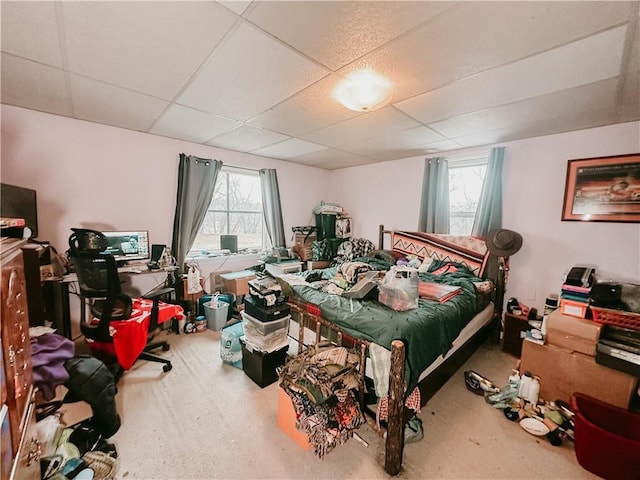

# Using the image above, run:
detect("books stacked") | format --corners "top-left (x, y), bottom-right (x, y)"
top-left (560, 283), bottom-right (591, 318)
top-left (418, 282), bottom-right (462, 303)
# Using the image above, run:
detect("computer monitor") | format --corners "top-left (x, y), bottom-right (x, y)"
top-left (1, 183), bottom-right (38, 238)
top-left (102, 230), bottom-right (150, 263)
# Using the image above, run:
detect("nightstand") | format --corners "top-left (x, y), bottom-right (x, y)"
top-left (502, 312), bottom-right (531, 357)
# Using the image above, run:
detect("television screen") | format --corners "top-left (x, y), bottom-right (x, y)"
top-left (102, 231), bottom-right (150, 262)
top-left (1, 183), bottom-right (38, 238)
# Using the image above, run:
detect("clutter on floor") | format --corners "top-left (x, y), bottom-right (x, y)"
top-left (278, 342), bottom-right (365, 458)
top-left (38, 415), bottom-right (119, 480)
top-left (464, 368), bottom-right (575, 448)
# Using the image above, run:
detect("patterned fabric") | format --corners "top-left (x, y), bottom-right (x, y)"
top-left (392, 231), bottom-right (489, 277)
top-left (279, 342), bottom-right (365, 458)
top-left (332, 238), bottom-right (376, 266)
top-left (376, 386), bottom-right (421, 427)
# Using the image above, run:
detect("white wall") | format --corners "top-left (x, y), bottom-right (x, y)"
top-left (1, 105), bottom-right (331, 256)
top-left (330, 122), bottom-right (640, 313)
top-left (3, 105), bottom-right (639, 315)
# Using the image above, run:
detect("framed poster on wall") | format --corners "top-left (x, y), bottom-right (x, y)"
top-left (561, 153), bottom-right (640, 222)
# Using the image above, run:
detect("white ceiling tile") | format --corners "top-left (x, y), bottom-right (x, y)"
top-left (206, 125), bottom-right (290, 152)
top-left (61, 2), bottom-right (237, 99)
top-left (300, 107), bottom-right (420, 147)
top-left (178, 22), bottom-right (330, 120)
top-left (338, 126), bottom-right (446, 160)
top-left (618, 71), bottom-right (640, 123)
top-left (396, 26), bottom-right (627, 124)
top-left (290, 149), bottom-right (374, 170)
top-left (436, 78), bottom-right (619, 140)
top-left (627, 23), bottom-right (640, 73)
top-left (247, 1), bottom-right (454, 70)
top-left (69, 74), bottom-right (169, 132)
top-left (1, 1), bottom-right (63, 67)
top-left (248, 74), bottom-right (361, 136)
top-left (150, 104), bottom-right (238, 143)
top-left (345, 1), bottom-right (634, 103)
top-left (253, 138), bottom-right (328, 159)
top-left (0, 54), bottom-right (70, 116)
top-left (217, 1), bottom-right (252, 16)
top-left (423, 140), bottom-right (464, 152)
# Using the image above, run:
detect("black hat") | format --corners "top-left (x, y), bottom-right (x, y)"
top-left (486, 229), bottom-right (523, 257)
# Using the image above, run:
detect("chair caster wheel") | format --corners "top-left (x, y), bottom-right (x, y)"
top-left (163, 363), bottom-right (172, 372)
top-left (162, 344), bottom-right (170, 351)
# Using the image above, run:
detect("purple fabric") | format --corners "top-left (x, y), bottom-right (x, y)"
top-left (30, 333), bottom-right (75, 400)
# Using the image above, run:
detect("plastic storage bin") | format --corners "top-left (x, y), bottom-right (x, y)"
top-left (240, 338), bottom-right (288, 388)
top-left (241, 311), bottom-right (290, 353)
top-left (245, 296), bottom-right (290, 322)
top-left (571, 392), bottom-right (640, 480)
top-left (204, 300), bottom-right (230, 331)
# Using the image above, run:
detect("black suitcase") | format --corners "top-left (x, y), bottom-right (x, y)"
top-left (244, 295), bottom-right (290, 322)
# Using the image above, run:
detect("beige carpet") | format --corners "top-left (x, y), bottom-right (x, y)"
top-left (65, 329), bottom-right (597, 480)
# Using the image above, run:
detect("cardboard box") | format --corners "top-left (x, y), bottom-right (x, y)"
top-left (546, 309), bottom-right (602, 356)
top-left (221, 270), bottom-right (256, 296)
top-left (306, 261), bottom-right (330, 270)
top-left (520, 339), bottom-right (638, 409)
top-left (277, 388), bottom-right (310, 450)
top-left (293, 233), bottom-right (316, 261)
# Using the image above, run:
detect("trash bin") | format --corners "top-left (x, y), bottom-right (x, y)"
top-left (204, 300), bottom-right (230, 331)
top-left (315, 213), bottom-right (337, 240)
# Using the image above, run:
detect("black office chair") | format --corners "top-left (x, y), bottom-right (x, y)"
top-left (68, 229), bottom-right (174, 379)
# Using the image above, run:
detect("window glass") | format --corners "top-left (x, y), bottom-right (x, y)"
top-left (449, 163), bottom-right (487, 235)
top-left (190, 169), bottom-right (266, 254)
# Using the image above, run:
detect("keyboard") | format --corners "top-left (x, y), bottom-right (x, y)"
top-left (119, 264), bottom-right (145, 274)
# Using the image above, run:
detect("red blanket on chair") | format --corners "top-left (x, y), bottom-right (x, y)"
top-left (88, 299), bottom-right (184, 370)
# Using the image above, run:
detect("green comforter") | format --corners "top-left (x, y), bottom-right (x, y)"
top-left (288, 261), bottom-right (484, 394)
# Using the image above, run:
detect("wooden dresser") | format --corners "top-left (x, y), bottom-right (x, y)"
top-left (1, 238), bottom-right (41, 480)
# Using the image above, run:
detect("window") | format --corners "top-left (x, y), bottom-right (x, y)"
top-left (448, 159), bottom-right (487, 235)
top-left (190, 168), bottom-right (267, 254)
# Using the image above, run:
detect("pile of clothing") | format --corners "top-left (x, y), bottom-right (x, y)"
top-left (279, 342), bottom-right (365, 458)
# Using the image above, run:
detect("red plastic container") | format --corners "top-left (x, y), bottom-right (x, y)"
top-left (571, 393), bottom-right (640, 480)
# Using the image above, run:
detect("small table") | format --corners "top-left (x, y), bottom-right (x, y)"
top-left (502, 312), bottom-right (531, 357)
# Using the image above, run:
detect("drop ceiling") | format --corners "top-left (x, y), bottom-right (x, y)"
top-left (1, 1), bottom-right (638, 170)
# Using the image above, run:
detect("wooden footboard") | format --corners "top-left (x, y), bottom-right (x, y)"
top-left (287, 298), bottom-right (407, 475)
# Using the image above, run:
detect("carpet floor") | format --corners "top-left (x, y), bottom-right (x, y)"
top-left (65, 329), bottom-right (597, 479)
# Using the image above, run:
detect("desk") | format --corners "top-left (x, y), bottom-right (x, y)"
top-left (48, 266), bottom-right (178, 339)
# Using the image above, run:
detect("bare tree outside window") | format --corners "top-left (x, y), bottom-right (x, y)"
top-left (449, 163), bottom-right (487, 235)
top-left (190, 169), bottom-right (266, 254)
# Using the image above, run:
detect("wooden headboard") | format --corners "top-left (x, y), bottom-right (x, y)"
top-left (378, 225), bottom-right (492, 278)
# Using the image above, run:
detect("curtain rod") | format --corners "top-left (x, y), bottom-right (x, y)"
top-left (224, 164), bottom-right (260, 173)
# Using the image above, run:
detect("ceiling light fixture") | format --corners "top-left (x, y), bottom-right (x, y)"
top-left (333, 68), bottom-right (393, 113)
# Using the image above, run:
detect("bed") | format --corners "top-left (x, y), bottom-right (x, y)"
top-left (279, 226), bottom-right (505, 475)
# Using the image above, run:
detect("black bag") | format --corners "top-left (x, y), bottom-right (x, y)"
top-left (63, 356), bottom-right (121, 438)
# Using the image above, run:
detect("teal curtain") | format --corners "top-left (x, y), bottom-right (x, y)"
top-left (259, 168), bottom-right (286, 248)
top-left (472, 147), bottom-right (505, 237)
top-left (171, 154), bottom-right (222, 272)
top-left (418, 157), bottom-right (450, 233)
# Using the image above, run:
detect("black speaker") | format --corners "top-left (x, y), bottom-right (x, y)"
top-left (151, 244), bottom-right (166, 262)
top-left (220, 235), bottom-right (238, 253)
top-left (148, 244), bottom-right (165, 269)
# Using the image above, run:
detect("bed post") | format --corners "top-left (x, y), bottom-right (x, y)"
top-left (492, 256), bottom-right (507, 343)
top-left (379, 224), bottom-right (385, 249)
top-left (385, 339), bottom-right (406, 476)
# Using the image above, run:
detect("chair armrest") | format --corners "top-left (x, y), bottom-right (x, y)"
top-left (143, 287), bottom-right (175, 300)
